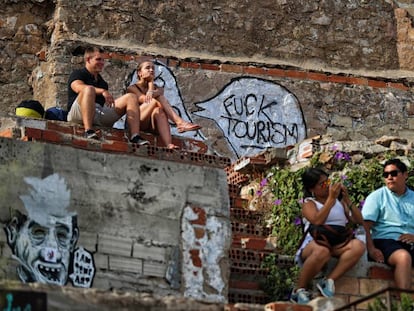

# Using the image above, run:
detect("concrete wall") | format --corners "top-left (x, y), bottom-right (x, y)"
top-left (0, 116), bottom-right (231, 303)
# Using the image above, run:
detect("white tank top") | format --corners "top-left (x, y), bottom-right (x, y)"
top-left (302, 197), bottom-right (348, 230)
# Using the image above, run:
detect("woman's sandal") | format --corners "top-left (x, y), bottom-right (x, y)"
top-left (176, 122), bottom-right (202, 133)
top-left (167, 144), bottom-right (180, 149)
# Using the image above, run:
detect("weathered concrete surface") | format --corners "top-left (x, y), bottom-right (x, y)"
top-left (0, 280), bottom-right (226, 311)
top-left (0, 128), bottom-right (231, 303)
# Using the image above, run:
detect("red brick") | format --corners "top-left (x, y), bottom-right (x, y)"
top-left (200, 63), bottom-right (220, 71)
top-left (233, 197), bottom-right (248, 209)
top-left (387, 82), bottom-right (409, 91)
top-left (368, 79), bottom-right (387, 88)
top-left (42, 130), bottom-right (62, 143)
top-left (101, 52), bottom-right (111, 60)
top-left (307, 72), bottom-right (330, 82)
top-left (243, 66), bottom-right (267, 75)
top-left (328, 75), bottom-right (350, 84)
top-left (180, 62), bottom-right (200, 69)
top-left (103, 130), bottom-right (126, 142)
top-left (221, 64), bottom-right (244, 73)
top-left (0, 128), bottom-right (13, 138)
top-left (101, 141), bottom-right (129, 153)
top-left (240, 237), bottom-right (266, 250)
top-left (285, 70), bottom-right (307, 79)
top-left (107, 52), bottom-right (134, 62)
top-left (368, 266), bottom-right (394, 280)
top-left (36, 50), bottom-right (46, 61)
top-left (46, 122), bottom-right (73, 134)
top-left (71, 138), bottom-right (89, 149)
top-left (190, 206), bottom-right (206, 226)
top-left (189, 249), bottom-right (202, 267)
top-left (24, 128), bottom-right (42, 140)
top-left (266, 68), bottom-right (286, 77)
top-left (193, 227), bottom-right (205, 239)
top-left (348, 77), bottom-right (368, 86)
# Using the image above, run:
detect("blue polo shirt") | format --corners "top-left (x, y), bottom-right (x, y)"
top-left (362, 186), bottom-right (414, 240)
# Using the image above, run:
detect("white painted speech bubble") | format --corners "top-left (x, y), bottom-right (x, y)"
top-left (193, 77), bottom-right (307, 159)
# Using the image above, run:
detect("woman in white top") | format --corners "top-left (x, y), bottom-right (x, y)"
top-left (290, 167), bottom-right (365, 304)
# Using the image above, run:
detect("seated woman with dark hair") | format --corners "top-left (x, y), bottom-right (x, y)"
top-left (290, 167), bottom-right (365, 304)
top-left (126, 61), bottom-right (201, 149)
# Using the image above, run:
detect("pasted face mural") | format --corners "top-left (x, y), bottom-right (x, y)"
top-left (194, 76), bottom-right (307, 159)
top-left (4, 173), bottom-right (95, 287)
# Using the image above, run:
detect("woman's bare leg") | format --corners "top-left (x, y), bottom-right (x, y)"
top-left (155, 96), bottom-right (201, 132)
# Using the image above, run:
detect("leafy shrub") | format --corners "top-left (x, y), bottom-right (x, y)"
top-left (260, 149), bottom-right (414, 301)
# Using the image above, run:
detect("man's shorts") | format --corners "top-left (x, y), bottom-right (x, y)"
top-left (67, 97), bottom-right (120, 127)
top-left (373, 239), bottom-right (414, 266)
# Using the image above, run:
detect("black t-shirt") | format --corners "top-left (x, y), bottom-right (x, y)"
top-left (67, 67), bottom-right (108, 111)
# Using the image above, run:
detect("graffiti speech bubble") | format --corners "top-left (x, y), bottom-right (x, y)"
top-left (193, 77), bottom-right (306, 159)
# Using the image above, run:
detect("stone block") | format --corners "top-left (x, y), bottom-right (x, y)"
top-left (335, 276), bottom-right (360, 295)
top-left (331, 115), bottom-right (353, 128)
top-left (407, 118), bottom-right (414, 129)
top-left (108, 255), bottom-right (143, 274)
top-left (89, 275), bottom-right (111, 290)
top-left (143, 260), bottom-right (167, 277)
top-left (359, 278), bottom-right (390, 295)
top-left (98, 234), bottom-right (132, 257)
top-left (1, 246), bottom-right (13, 259)
top-left (132, 243), bottom-right (167, 262)
top-left (78, 231), bottom-right (98, 253)
top-left (93, 253), bottom-right (109, 270)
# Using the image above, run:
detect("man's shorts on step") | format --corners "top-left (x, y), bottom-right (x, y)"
top-left (67, 97), bottom-right (120, 127)
top-left (372, 239), bottom-right (414, 266)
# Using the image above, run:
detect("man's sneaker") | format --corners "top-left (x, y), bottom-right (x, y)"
top-left (129, 134), bottom-right (149, 145)
top-left (290, 288), bottom-right (311, 304)
top-left (317, 278), bottom-right (335, 298)
top-left (84, 129), bottom-right (99, 140)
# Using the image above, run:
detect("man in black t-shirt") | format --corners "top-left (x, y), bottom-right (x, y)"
top-left (67, 46), bottom-right (148, 145)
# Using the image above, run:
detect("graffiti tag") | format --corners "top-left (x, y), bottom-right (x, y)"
top-left (194, 77), bottom-right (306, 159)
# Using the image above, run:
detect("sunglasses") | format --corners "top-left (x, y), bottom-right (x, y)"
top-left (382, 170), bottom-right (400, 178)
top-left (319, 179), bottom-right (330, 188)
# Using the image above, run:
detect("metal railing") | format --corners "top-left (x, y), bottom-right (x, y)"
top-left (335, 287), bottom-right (414, 311)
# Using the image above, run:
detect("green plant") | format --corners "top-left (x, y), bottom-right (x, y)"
top-left (262, 254), bottom-right (299, 301)
top-left (260, 149), bottom-right (414, 302)
top-left (367, 293), bottom-right (414, 311)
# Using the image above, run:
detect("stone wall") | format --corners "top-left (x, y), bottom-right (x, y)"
top-left (0, 116), bottom-right (231, 304)
top-left (3, 1), bottom-right (414, 160)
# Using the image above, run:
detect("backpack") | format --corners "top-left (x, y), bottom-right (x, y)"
top-left (15, 100), bottom-right (45, 119)
top-left (45, 107), bottom-right (68, 121)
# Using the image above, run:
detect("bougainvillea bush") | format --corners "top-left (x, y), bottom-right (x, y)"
top-left (260, 149), bottom-right (414, 301)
